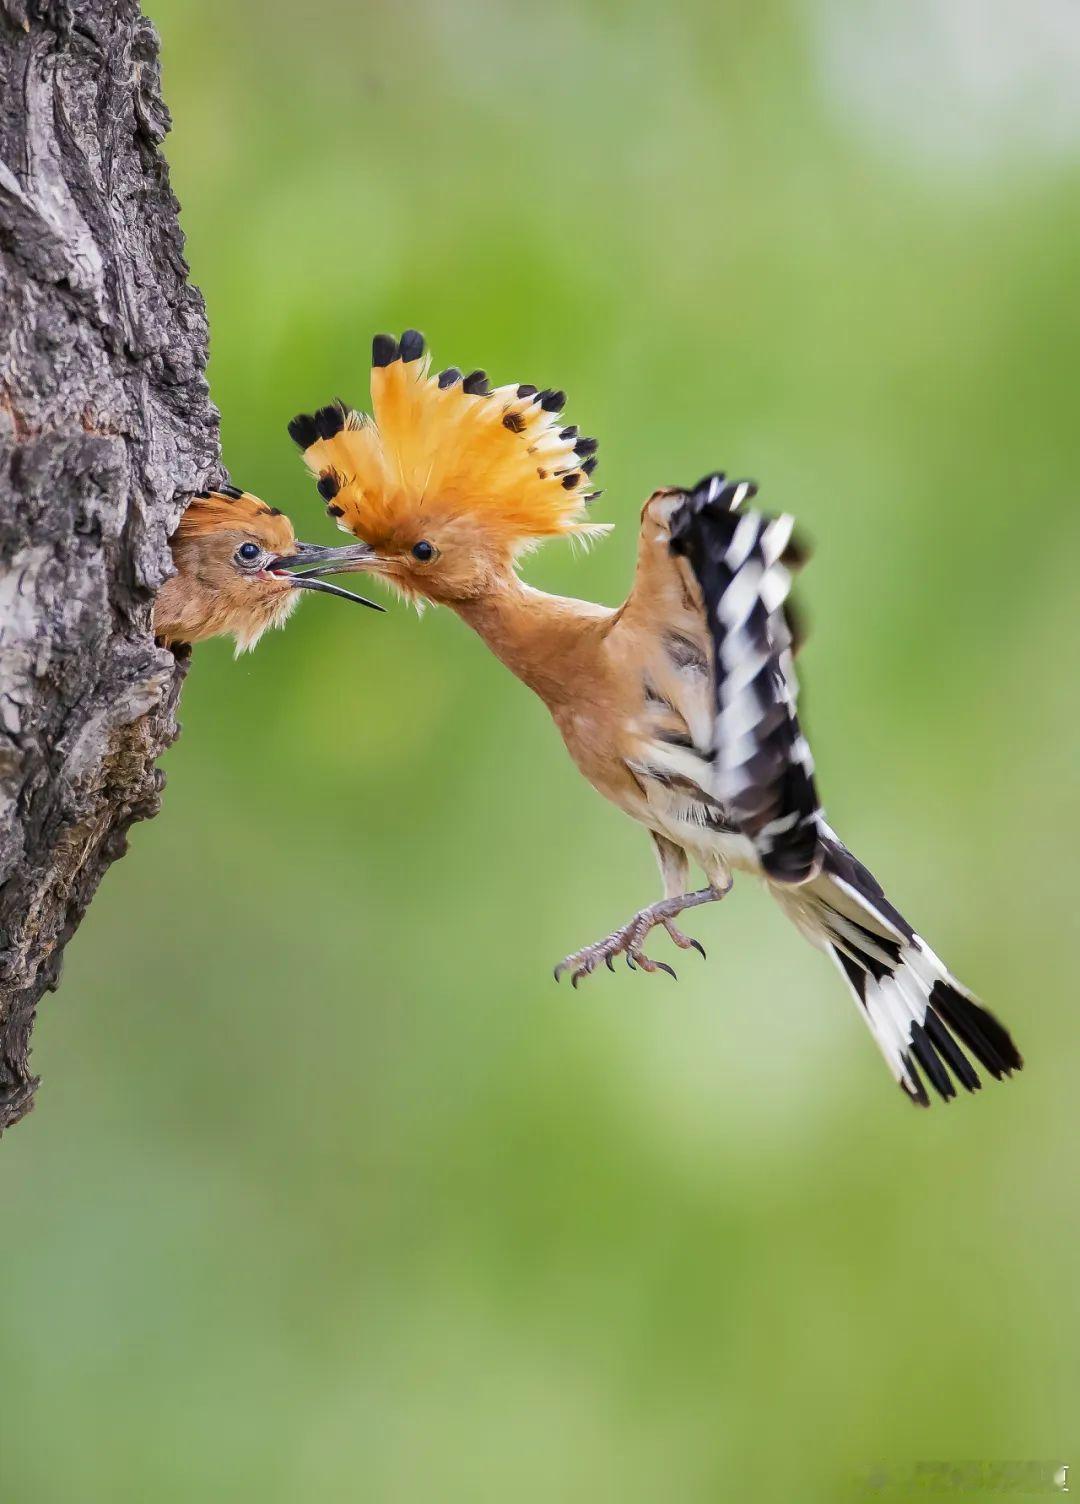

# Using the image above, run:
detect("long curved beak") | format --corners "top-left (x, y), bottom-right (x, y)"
top-left (268, 541), bottom-right (384, 612)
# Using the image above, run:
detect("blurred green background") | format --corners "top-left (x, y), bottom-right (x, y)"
top-left (5, 1), bottom-right (1079, 1498)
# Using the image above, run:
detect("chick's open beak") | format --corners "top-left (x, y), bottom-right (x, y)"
top-left (268, 541), bottom-right (384, 611)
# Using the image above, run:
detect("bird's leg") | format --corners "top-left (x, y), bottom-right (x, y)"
top-left (651, 832), bottom-right (706, 958)
top-left (554, 836), bottom-right (732, 987)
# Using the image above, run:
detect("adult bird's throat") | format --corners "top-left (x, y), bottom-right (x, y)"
top-left (451, 575), bottom-right (613, 710)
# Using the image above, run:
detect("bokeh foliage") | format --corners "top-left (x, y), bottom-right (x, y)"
top-left (4, 1), bottom-right (1078, 1499)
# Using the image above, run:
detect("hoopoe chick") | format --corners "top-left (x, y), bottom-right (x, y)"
top-left (154, 485), bottom-right (381, 653)
top-left (288, 330), bottom-right (1022, 1108)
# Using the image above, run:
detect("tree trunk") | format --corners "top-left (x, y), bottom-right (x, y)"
top-left (0, 0), bottom-right (218, 1132)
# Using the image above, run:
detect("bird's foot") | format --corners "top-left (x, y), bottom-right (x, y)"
top-left (662, 918), bottom-right (706, 959)
top-left (553, 891), bottom-right (716, 989)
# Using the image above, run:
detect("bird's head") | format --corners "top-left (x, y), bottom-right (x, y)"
top-left (287, 330), bottom-right (609, 608)
top-left (157, 487), bottom-right (381, 652)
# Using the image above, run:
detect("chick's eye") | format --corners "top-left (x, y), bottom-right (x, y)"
top-left (237, 542), bottom-right (261, 563)
top-left (411, 540), bottom-right (436, 562)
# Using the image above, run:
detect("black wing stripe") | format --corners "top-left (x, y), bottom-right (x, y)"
top-left (669, 475), bottom-right (823, 883)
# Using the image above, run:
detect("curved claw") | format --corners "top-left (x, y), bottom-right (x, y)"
top-left (553, 965), bottom-right (564, 983)
top-left (689, 938), bottom-right (706, 961)
top-left (605, 954), bottom-right (616, 972)
top-left (626, 953), bottom-right (636, 970)
top-left (654, 960), bottom-right (678, 981)
top-left (571, 971), bottom-right (581, 990)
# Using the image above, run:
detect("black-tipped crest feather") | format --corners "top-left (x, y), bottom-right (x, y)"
top-left (288, 413), bottom-right (318, 450)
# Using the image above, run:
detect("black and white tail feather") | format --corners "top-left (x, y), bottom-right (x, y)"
top-left (669, 474), bottom-right (1022, 1106)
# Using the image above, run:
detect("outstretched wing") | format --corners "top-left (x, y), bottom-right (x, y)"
top-left (668, 475), bottom-right (823, 882)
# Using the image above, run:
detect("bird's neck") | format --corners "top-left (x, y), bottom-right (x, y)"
top-left (451, 574), bottom-right (610, 709)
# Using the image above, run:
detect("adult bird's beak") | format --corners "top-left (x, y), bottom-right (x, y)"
top-left (268, 541), bottom-right (385, 611)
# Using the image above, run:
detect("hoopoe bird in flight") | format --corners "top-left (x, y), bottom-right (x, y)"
top-left (154, 485), bottom-right (380, 652)
top-left (287, 330), bottom-right (1022, 1107)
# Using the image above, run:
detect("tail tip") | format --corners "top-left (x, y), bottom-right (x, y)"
top-left (900, 982), bottom-right (1022, 1106)
top-left (930, 980), bottom-right (1023, 1079)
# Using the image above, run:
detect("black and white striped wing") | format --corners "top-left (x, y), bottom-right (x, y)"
top-left (669, 474), bottom-right (824, 884)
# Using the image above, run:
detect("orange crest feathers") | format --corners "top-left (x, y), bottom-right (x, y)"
top-left (287, 331), bottom-right (609, 551)
top-left (178, 486), bottom-right (296, 554)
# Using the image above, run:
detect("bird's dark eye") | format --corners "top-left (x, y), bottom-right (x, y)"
top-left (237, 542), bottom-right (261, 563)
top-left (411, 540), bottom-right (436, 562)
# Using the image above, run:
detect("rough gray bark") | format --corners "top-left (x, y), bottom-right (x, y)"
top-left (0, 0), bottom-right (219, 1131)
